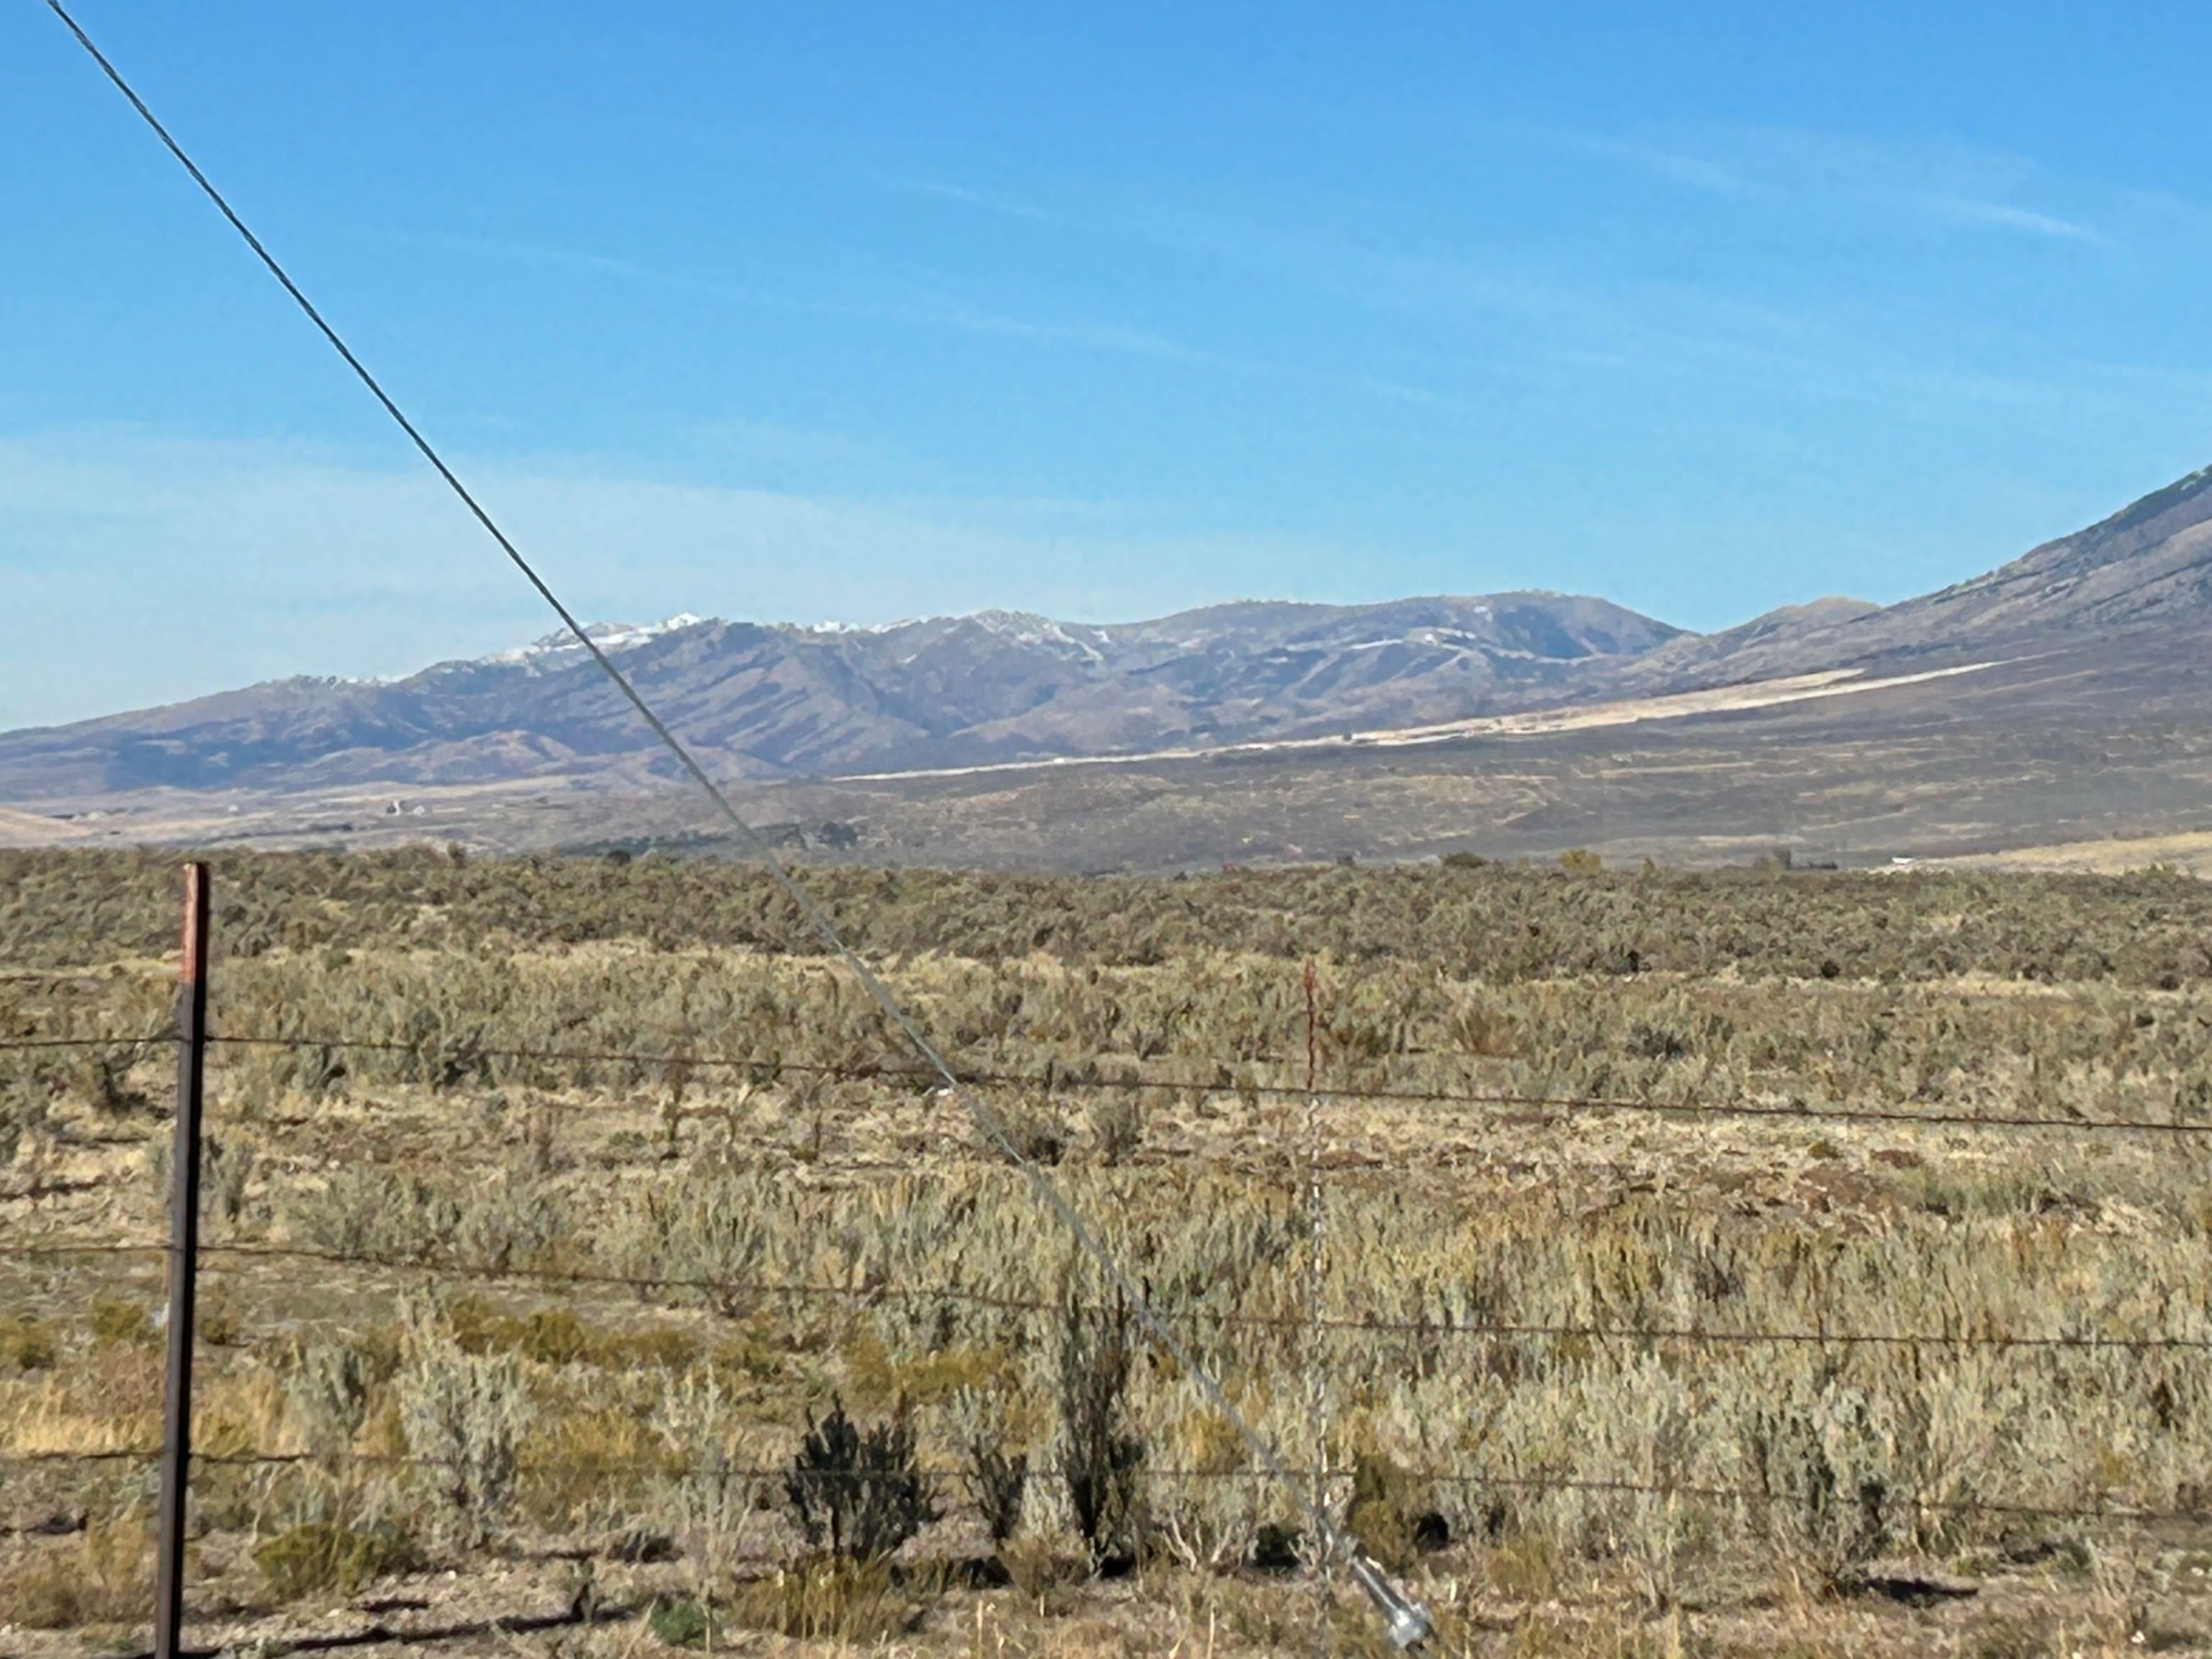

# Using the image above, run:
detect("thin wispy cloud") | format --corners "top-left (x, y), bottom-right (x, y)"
top-left (1562, 132), bottom-right (1750, 196)
top-left (890, 287), bottom-right (1218, 366)
top-left (876, 165), bottom-right (1936, 408)
top-left (1762, 130), bottom-right (2103, 245)
top-left (1920, 194), bottom-right (2101, 241)
top-left (872, 145), bottom-right (2145, 428)
top-left (873, 172), bottom-right (1070, 228)
top-left (0, 428), bottom-right (1357, 728)
top-left (1535, 121), bottom-right (2110, 246)
top-left (393, 229), bottom-right (793, 313)
top-left (398, 224), bottom-right (1426, 395)
top-left (437, 217), bottom-right (1474, 415)
top-left (881, 172), bottom-right (1567, 338)
top-left (397, 227), bottom-right (1185, 355)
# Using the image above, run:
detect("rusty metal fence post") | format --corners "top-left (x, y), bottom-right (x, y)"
top-left (1303, 960), bottom-right (1333, 1648)
top-left (154, 863), bottom-right (210, 1659)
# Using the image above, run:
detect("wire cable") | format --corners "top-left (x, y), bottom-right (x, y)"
top-left (0, 1448), bottom-right (158, 1467)
top-left (37, 13), bottom-right (1429, 1634)
top-left (0, 1033), bottom-right (171, 1053)
top-left (6, 1240), bottom-right (170, 1262)
top-left (199, 1030), bottom-right (2212, 1137)
top-left (168, 1451), bottom-right (2212, 1521)
top-left (181, 1238), bottom-right (2212, 1355)
top-left (7, 1444), bottom-right (2198, 1529)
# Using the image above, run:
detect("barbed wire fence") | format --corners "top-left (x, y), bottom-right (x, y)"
top-left (10, 876), bottom-right (2212, 1653)
top-left (23, 0), bottom-right (2212, 1642)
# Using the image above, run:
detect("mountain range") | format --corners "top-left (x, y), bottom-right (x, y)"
top-left (5, 462), bottom-right (2212, 817)
top-left (0, 593), bottom-right (1689, 794)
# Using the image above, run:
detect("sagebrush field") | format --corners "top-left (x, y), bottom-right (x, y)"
top-left (6, 848), bottom-right (2212, 1656)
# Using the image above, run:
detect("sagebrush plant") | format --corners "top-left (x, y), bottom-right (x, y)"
top-left (0, 1052), bottom-right (50, 1173)
top-left (285, 1338), bottom-right (371, 1452)
top-left (14, 848), bottom-right (2212, 1650)
top-left (397, 1310), bottom-right (535, 1546)
top-left (0, 1510), bottom-right (155, 1629)
top-left (652, 1364), bottom-right (762, 1584)
top-left (1085, 1089), bottom-right (1144, 1164)
top-left (203, 1136), bottom-right (256, 1225)
top-left (1740, 1376), bottom-right (1894, 1588)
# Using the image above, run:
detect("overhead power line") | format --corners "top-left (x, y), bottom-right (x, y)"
top-left (35, 6), bottom-right (1431, 1644)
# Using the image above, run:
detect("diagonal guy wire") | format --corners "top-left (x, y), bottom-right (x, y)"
top-left (37, 4), bottom-right (1432, 1643)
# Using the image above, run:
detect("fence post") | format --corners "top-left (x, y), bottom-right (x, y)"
top-left (1303, 960), bottom-right (1332, 1645)
top-left (154, 863), bottom-right (210, 1659)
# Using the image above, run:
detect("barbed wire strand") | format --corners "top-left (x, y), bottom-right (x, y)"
top-left (35, 7), bottom-right (1432, 1636)
top-left (193, 1029), bottom-right (2212, 1136)
top-left (0, 1448), bottom-right (158, 1466)
top-left (0, 1033), bottom-right (171, 1053)
top-left (14, 1233), bottom-right (2212, 1354)
top-left (9, 1023), bottom-right (2199, 1137)
top-left (7, 1241), bottom-right (171, 1262)
top-left (156, 1238), bottom-right (2212, 1354)
top-left (4, 1444), bottom-right (2200, 1527)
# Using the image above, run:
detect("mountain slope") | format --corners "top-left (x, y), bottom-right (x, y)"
top-left (1642, 465), bottom-right (2212, 685)
top-left (9, 458), bottom-right (2212, 808)
top-left (1627, 597), bottom-right (1879, 680)
top-left (0, 593), bottom-right (1680, 797)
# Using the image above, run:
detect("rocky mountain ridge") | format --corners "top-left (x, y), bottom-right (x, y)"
top-left (0, 593), bottom-right (1683, 794)
top-left (5, 461), bottom-right (2212, 802)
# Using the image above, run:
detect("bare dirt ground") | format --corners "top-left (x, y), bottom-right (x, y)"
top-left (835, 665), bottom-right (1998, 783)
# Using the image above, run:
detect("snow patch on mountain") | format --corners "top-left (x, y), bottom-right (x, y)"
top-left (967, 610), bottom-right (1109, 660)
top-left (485, 614), bottom-right (709, 665)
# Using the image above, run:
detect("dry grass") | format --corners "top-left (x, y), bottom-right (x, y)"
top-left (6, 851), bottom-right (2212, 1655)
top-left (0, 1513), bottom-right (155, 1632)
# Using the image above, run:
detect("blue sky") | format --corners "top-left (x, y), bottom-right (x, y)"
top-left (6, 1), bottom-right (2212, 729)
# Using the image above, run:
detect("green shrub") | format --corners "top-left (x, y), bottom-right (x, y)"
top-left (71, 1047), bottom-right (151, 1117)
top-left (0, 1315), bottom-right (57, 1371)
top-left (647, 1595), bottom-right (718, 1648)
top-left (87, 1296), bottom-right (152, 1348)
top-left (1343, 1453), bottom-right (1424, 1573)
top-left (993, 1101), bottom-right (1069, 1166)
top-left (0, 1054), bottom-right (53, 1169)
top-left (286, 1339), bottom-right (372, 1452)
top-left (254, 1521), bottom-right (423, 1601)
